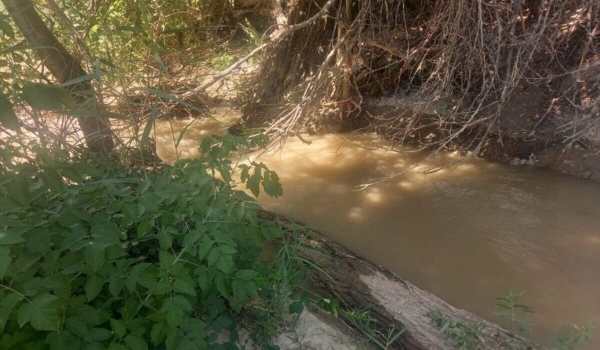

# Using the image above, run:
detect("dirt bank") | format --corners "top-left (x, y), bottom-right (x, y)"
top-left (360, 97), bottom-right (600, 183)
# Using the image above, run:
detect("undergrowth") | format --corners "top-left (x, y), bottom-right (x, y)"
top-left (0, 133), bottom-right (305, 349)
top-left (430, 291), bottom-right (597, 350)
top-left (429, 310), bottom-right (487, 350)
top-left (342, 307), bottom-right (404, 350)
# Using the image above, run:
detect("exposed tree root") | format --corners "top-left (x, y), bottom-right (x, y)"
top-left (245, 0), bottom-right (599, 178)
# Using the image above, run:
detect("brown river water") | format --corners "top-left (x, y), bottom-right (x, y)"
top-left (155, 114), bottom-right (600, 348)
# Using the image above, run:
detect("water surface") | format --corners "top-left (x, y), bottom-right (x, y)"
top-left (156, 117), bottom-right (600, 348)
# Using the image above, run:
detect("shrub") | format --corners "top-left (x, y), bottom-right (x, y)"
top-left (0, 134), bottom-right (287, 349)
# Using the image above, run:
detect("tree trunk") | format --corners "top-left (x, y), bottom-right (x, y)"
top-left (2, 0), bottom-right (114, 154)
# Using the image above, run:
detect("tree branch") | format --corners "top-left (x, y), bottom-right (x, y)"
top-left (181, 0), bottom-right (338, 98)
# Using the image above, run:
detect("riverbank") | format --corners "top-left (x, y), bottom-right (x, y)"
top-left (260, 210), bottom-right (539, 350)
top-left (359, 96), bottom-right (600, 184)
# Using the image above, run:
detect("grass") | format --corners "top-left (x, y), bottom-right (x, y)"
top-left (340, 307), bottom-right (404, 349)
top-left (210, 52), bottom-right (236, 70)
top-left (429, 310), bottom-right (487, 350)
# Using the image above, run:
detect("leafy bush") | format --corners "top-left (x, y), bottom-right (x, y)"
top-left (0, 134), bottom-right (290, 349)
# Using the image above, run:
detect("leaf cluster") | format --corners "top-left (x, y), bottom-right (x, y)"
top-left (0, 134), bottom-right (286, 349)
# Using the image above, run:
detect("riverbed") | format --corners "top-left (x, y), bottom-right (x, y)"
top-left (155, 115), bottom-right (600, 348)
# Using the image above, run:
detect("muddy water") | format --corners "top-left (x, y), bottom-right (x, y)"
top-left (156, 116), bottom-right (600, 348)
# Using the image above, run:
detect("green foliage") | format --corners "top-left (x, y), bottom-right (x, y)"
top-left (21, 83), bottom-right (75, 111)
top-left (494, 290), bottom-right (534, 335)
top-left (0, 134), bottom-right (292, 348)
top-left (240, 19), bottom-right (262, 49)
top-left (0, 92), bottom-right (19, 132)
top-left (318, 298), bottom-right (339, 318)
top-left (210, 53), bottom-right (236, 70)
top-left (0, 14), bottom-right (15, 39)
top-left (343, 307), bottom-right (404, 349)
top-left (429, 310), bottom-right (487, 350)
top-left (551, 323), bottom-right (598, 350)
top-left (493, 291), bottom-right (596, 350)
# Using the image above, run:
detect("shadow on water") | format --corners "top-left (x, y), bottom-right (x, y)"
top-left (155, 117), bottom-right (600, 348)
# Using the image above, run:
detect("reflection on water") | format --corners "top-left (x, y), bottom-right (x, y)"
top-left (154, 107), bottom-right (239, 161)
top-left (156, 116), bottom-right (600, 348)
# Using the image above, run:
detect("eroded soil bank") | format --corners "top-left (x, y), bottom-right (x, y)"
top-left (361, 97), bottom-right (600, 183)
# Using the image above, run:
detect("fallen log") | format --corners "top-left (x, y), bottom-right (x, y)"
top-left (258, 210), bottom-right (540, 350)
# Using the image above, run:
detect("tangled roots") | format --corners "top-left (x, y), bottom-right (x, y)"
top-left (253, 0), bottom-right (600, 149)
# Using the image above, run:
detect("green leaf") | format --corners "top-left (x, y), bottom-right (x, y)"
top-left (107, 344), bottom-right (129, 350)
top-left (60, 72), bottom-right (105, 88)
top-left (215, 275), bottom-right (230, 299)
top-left (46, 330), bottom-right (82, 350)
top-left (262, 170), bottom-right (283, 198)
top-left (206, 247), bottom-right (219, 267)
top-left (139, 103), bottom-right (156, 150)
top-left (121, 203), bottom-right (139, 225)
top-left (59, 225), bottom-right (86, 251)
top-left (0, 293), bottom-right (22, 331)
top-left (0, 228), bottom-right (24, 245)
top-left (136, 218), bottom-right (152, 238)
top-left (175, 120), bottom-right (195, 148)
top-left (218, 245), bottom-right (237, 255)
top-left (289, 301), bottom-right (303, 314)
top-left (246, 168), bottom-right (261, 197)
top-left (150, 321), bottom-right (166, 345)
top-left (0, 18), bottom-right (15, 39)
top-left (182, 230), bottom-right (203, 247)
top-left (17, 294), bottom-right (59, 331)
top-left (158, 228), bottom-right (174, 250)
top-left (127, 263), bottom-right (150, 292)
top-left (244, 280), bottom-right (258, 298)
top-left (109, 274), bottom-right (124, 297)
top-left (0, 246), bottom-right (10, 280)
top-left (197, 238), bottom-right (213, 261)
top-left (124, 335), bottom-right (148, 350)
top-left (216, 255), bottom-right (233, 274)
top-left (0, 197), bottom-right (21, 214)
top-left (84, 246), bottom-right (105, 272)
top-left (153, 54), bottom-right (168, 74)
top-left (197, 271), bottom-right (212, 292)
top-left (232, 280), bottom-right (245, 302)
top-left (174, 276), bottom-right (196, 296)
top-left (22, 83), bottom-right (75, 110)
top-left (91, 221), bottom-right (121, 248)
top-left (6, 178), bottom-right (28, 206)
top-left (85, 274), bottom-right (104, 301)
top-left (86, 327), bottom-right (112, 342)
top-left (200, 137), bottom-right (214, 154)
top-left (0, 92), bottom-right (19, 131)
top-left (41, 168), bottom-right (64, 192)
top-left (235, 269), bottom-right (258, 280)
top-left (161, 296), bottom-right (192, 328)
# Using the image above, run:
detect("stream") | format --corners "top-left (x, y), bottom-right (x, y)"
top-left (155, 113), bottom-right (600, 348)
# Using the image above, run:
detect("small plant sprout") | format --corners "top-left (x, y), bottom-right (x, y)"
top-left (429, 310), bottom-right (487, 350)
top-left (494, 290), bottom-right (534, 335)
